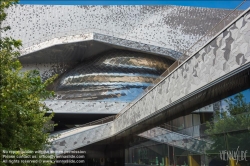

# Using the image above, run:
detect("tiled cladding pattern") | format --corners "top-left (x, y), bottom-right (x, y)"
top-left (113, 10), bottom-right (250, 134)
top-left (20, 33), bottom-right (182, 60)
top-left (49, 122), bottom-right (114, 152)
top-left (19, 33), bottom-right (93, 57)
top-left (93, 33), bottom-right (182, 59)
top-left (52, 50), bottom-right (173, 102)
top-left (49, 11), bottom-right (250, 152)
top-left (44, 100), bottom-right (128, 114)
top-left (21, 63), bottom-right (74, 82)
top-left (139, 127), bottom-right (211, 154)
top-left (3, 5), bottom-right (240, 56)
top-left (22, 64), bottom-right (129, 114)
top-left (21, 64), bottom-right (129, 114)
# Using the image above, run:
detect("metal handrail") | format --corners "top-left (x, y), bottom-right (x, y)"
top-left (77, 115), bottom-right (116, 128)
top-left (140, 126), bottom-right (212, 154)
top-left (160, 123), bottom-right (181, 131)
top-left (115, 1), bottom-right (246, 119)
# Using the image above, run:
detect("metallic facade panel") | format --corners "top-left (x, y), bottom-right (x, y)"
top-left (2, 5), bottom-right (241, 58)
top-left (49, 10), bottom-right (250, 152)
top-left (51, 49), bottom-right (173, 102)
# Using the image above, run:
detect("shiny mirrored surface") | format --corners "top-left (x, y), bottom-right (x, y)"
top-left (52, 49), bottom-right (174, 102)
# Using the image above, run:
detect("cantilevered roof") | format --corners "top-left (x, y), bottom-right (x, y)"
top-left (3, 5), bottom-right (241, 61)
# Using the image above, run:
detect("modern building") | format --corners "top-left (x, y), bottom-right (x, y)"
top-left (3, 4), bottom-right (250, 166)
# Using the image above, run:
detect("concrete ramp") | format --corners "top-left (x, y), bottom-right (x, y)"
top-left (139, 127), bottom-right (211, 154)
top-left (49, 122), bottom-right (114, 154)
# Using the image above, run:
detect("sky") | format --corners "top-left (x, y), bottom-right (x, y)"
top-left (19, 1), bottom-right (250, 10)
top-left (221, 89), bottom-right (250, 113)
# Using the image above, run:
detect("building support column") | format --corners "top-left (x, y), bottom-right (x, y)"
top-left (229, 158), bottom-right (239, 166)
top-left (188, 155), bottom-right (199, 166)
top-left (164, 157), bottom-right (169, 166)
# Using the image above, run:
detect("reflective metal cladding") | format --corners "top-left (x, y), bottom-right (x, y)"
top-left (52, 49), bottom-right (174, 102)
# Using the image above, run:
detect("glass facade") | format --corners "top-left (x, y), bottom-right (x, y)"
top-left (54, 88), bottom-right (250, 166)
top-left (123, 88), bottom-right (250, 166)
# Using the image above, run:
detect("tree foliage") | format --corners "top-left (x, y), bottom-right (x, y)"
top-left (0, 0), bottom-right (57, 165)
top-left (205, 92), bottom-right (250, 156)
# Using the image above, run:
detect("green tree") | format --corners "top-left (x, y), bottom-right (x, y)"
top-left (205, 92), bottom-right (250, 163)
top-left (0, 0), bottom-right (57, 165)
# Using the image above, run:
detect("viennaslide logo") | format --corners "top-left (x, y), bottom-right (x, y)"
top-left (219, 146), bottom-right (248, 164)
